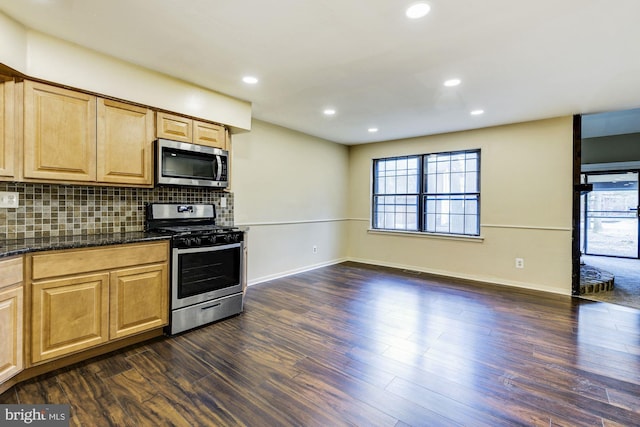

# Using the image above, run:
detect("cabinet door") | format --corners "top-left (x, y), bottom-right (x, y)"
top-left (97, 99), bottom-right (153, 185)
top-left (0, 81), bottom-right (15, 178)
top-left (31, 273), bottom-right (109, 363)
top-left (23, 81), bottom-right (96, 182)
top-left (0, 285), bottom-right (23, 384)
top-left (109, 263), bottom-right (168, 340)
top-left (156, 111), bottom-right (192, 143)
top-left (194, 120), bottom-right (226, 150)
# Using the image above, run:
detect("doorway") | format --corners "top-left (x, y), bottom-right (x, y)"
top-left (581, 171), bottom-right (639, 258)
top-left (576, 110), bottom-right (640, 309)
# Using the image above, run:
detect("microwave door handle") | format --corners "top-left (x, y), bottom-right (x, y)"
top-left (216, 156), bottom-right (222, 181)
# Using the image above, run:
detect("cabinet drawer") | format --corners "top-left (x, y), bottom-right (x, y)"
top-left (0, 257), bottom-right (22, 289)
top-left (31, 242), bottom-right (168, 280)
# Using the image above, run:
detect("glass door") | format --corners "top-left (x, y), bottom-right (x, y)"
top-left (583, 171), bottom-right (639, 258)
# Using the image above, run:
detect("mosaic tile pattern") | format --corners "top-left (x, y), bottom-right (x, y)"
top-left (0, 182), bottom-right (234, 240)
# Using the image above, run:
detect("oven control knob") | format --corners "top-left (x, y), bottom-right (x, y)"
top-left (192, 237), bottom-right (201, 246)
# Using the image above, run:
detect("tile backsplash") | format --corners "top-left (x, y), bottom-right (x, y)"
top-left (0, 182), bottom-right (234, 240)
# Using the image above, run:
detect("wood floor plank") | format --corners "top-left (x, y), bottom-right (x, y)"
top-left (54, 366), bottom-right (131, 426)
top-left (123, 349), bottom-right (240, 426)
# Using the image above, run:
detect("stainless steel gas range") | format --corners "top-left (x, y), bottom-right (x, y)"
top-left (145, 203), bottom-right (245, 335)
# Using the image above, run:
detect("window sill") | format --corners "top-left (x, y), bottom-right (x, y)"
top-left (367, 228), bottom-right (484, 242)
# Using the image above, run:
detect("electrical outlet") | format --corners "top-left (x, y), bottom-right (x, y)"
top-left (220, 197), bottom-right (227, 208)
top-left (0, 192), bottom-right (19, 208)
top-left (312, 245), bottom-right (318, 254)
top-left (515, 258), bottom-right (524, 269)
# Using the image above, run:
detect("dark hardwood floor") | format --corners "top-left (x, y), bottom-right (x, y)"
top-left (2, 261), bottom-right (640, 426)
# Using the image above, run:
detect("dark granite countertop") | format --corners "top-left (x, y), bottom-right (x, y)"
top-left (0, 232), bottom-right (171, 259)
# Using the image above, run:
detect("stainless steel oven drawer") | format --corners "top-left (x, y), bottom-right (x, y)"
top-left (170, 292), bottom-right (243, 334)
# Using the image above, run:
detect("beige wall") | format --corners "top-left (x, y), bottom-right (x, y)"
top-left (347, 117), bottom-right (574, 294)
top-left (0, 12), bottom-right (251, 131)
top-left (232, 120), bottom-right (350, 284)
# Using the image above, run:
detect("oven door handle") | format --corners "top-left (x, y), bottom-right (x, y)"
top-left (173, 242), bottom-right (242, 255)
top-left (201, 303), bottom-right (222, 310)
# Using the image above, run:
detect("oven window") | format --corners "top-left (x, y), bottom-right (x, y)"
top-left (177, 246), bottom-right (240, 299)
top-left (162, 147), bottom-right (216, 180)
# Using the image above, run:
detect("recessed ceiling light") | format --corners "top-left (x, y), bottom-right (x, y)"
top-left (368, 128), bottom-right (379, 133)
top-left (406, 2), bottom-right (431, 19)
top-left (444, 78), bottom-right (461, 87)
top-left (470, 109), bottom-right (484, 116)
top-left (242, 76), bottom-right (258, 84)
top-left (323, 109), bottom-right (336, 116)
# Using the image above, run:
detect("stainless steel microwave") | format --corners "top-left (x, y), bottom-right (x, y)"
top-left (156, 139), bottom-right (228, 188)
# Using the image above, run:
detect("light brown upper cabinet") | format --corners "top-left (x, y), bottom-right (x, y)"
top-left (23, 81), bottom-right (97, 182)
top-left (194, 120), bottom-right (226, 149)
top-left (97, 99), bottom-right (154, 185)
top-left (0, 80), bottom-right (15, 179)
top-left (157, 111), bottom-right (227, 150)
top-left (23, 81), bottom-right (154, 187)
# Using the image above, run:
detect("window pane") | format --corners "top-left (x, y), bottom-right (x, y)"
top-left (450, 214), bottom-right (464, 234)
top-left (451, 198), bottom-right (464, 214)
top-left (408, 157), bottom-right (418, 170)
top-left (436, 159), bottom-right (450, 173)
top-left (396, 175), bottom-right (407, 193)
top-left (465, 173), bottom-right (477, 192)
top-left (451, 157), bottom-right (465, 172)
top-left (427, 157), bottom-right (437, 174)
top-left (465, 197), bottom-right (478, 214)
top-left (466, 157), bottom-right (478, 172)
top-left (451, 172), bottom-right (465, 192)
top-left (427, 173), bottom-right (437, 193)
top-left (426, 198), bottom-right (436, 212)
top-left (436, 175), bottom-right (450, 193)
top-left (435, 214), bottom-right (449, 233)
top-left (465, 214), bottom-right (479, 235)
top-left (408, 176), bottom-right (418, 193)
top-left (426, 212), bottom-right (435, 231)
top-left (385, 178), bottom-right (396, 194)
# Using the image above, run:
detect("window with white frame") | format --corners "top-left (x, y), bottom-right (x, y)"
top-left (372, 149), bottom-right (480, 236)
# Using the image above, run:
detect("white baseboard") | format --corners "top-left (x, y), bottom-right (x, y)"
top-left (347, 257), bottom-right (571, 296)
top-left (247, 257), bottom-right (349, 287)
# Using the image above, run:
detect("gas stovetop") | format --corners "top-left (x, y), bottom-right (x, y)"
top-left (145, 203), bottom-right (243, 248)
top-left (156, 225), bottom-right (238, 234)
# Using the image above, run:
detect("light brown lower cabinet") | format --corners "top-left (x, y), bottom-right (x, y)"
top-left (31, 273), bottom-right (110, 363)
top-left (0, 257), bottom-right (23, 386)
top-left (109, 263), bottom-right (168, 340)
top-left (28, 241), bottom-right (169, 365)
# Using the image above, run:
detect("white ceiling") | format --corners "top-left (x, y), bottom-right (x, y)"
top-left (1, 0), bottom-right (640, 145)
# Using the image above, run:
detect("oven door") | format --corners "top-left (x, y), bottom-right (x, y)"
top-left (171, 242), bottom-right (244, 309)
